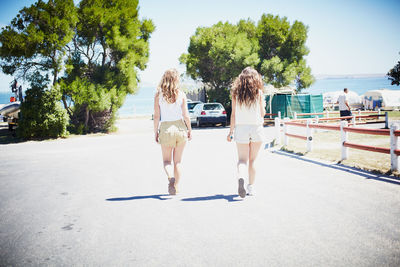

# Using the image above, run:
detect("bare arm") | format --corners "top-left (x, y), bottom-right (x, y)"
top-left (153, 92), bottom-right (160, 143)
top-left (181, 94), bottom-right (192, 140)
top-left (227, 97), bottom-right (236, 142)
top-left (259, 90), bottom-right (266, 118)
top-left (345, 100), bottom-right (351, 111)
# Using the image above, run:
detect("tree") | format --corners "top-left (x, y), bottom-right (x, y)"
top-left (0, 0), bottom-right (77, 85)
top-left (257, 14), bottom-right (314, 91)
top-left (59, 0), bottom-right (154, 132)
top-left (0, 0), bottom-right (154, 137)
top-left (17, 72), bottom-right (68, 139)
top-left (387, 56), bottom-right (400, 86)
top-left (179, 20), bottom-right (259, 108)
top-left (0, 0), bottom-right (77, 139)
top-left (180, 14), bottom-right (315, 109)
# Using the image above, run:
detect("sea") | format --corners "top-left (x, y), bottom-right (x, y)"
top-left (1, 77), bottom-right (398, 116)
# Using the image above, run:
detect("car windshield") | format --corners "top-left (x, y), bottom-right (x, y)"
top-left (203, 104), bottom-right (222, 110)
top-left (188, 102), bottom-right (200, 110)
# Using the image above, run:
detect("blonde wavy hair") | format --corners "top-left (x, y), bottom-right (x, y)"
top-left (158, 69), bottom-right (180, 104)
top-left (231, 67), bottom-right (263, 107)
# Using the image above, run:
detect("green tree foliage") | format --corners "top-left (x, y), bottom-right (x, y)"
top-left (180, 14), bottom-right (314, 108)
top-left (0, 0), bottom-right (154, 137)
top-left (387, 55), bottom-right (400, 86)
top-left (0, 0), bottom-right (77, 139)
top-left (180, 20), bottom-right (259, 107)
top-left (0, 0), bottom-right (77, 84)
top-left (60, 0), bottom-right (154, 132)
top-left (258, 14), bottom-right (314, 91)
top-left (17, 72), bottom-right (68, 139)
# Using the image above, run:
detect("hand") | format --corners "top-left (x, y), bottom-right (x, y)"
top-left (155, 132), bottom-right (159, 143)
top-left (187, 130), bottom-right (192, 141)
top-left (226, 132), bottom-right (233, 142)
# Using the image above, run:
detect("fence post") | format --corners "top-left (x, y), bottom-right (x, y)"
top-left (274, 117), bottom-right (281, 145)
top-left (390, 124), bottom-right (399, 172)
top-left (378, 108), bottom-right (381, 115)
top-left (306, 119), bottom-right (313, 152)
top-left (294, 112), bottom-right (297, 120)
top-left (352, 115), bottom-right (356, 126)
top-left (358, 110), bottom-right (361, 122)
top-left (278, 111), bottom-right (281, 119)
top-left (326, 110), bottom-right (329, 118)
top-left (385, 112), bottom-right (389, 129)
top-left (341, 121), bottom-right (348, 160)
top-left (283, 117), bottom-right (289, 146)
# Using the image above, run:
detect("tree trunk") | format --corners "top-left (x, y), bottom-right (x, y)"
top-left (84, 106), bottom-right (89, 129)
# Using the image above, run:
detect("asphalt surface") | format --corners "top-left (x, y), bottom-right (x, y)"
top-left (0, 118), bottom-right (399, 266)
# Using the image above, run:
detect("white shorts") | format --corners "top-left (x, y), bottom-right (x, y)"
top-left (234, 125), bottom-right (265, 144)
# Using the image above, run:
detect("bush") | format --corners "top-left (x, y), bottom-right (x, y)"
top-left (17, 75), bottom-right (68, 139)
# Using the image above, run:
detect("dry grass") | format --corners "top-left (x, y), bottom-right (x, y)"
top-left (281, 126), bottom-right (399, 176)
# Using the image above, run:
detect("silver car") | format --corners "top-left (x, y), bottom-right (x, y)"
top-left (187, 101), bottom-right (203, 124)
top-left (192, 103), bottom-right (227, 127)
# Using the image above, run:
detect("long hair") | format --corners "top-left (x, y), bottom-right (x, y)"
top-left (231, 67), bottom-right (263, 107)
top-left (158, 69), bottom-right (180, 104)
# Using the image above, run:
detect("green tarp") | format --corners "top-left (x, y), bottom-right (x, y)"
top-left (265, 94), bottom-right (323, 118)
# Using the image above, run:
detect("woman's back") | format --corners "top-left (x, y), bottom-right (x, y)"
top-left (159, 90), bottom-right (184, 122)
top-left (235, 92), bottom-right (263, 125)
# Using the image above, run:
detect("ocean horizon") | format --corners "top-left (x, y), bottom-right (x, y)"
top-left (1, 76), bottom-right (399, 116)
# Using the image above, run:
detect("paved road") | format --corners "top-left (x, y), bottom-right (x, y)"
top-left (1, 119), bottom-right (400, 266)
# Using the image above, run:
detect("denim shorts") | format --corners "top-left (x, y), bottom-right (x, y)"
top-left (234, 124), bottom-right (265, 144)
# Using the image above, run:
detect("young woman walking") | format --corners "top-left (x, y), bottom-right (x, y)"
top-left (227, 67), bottom-right (266, 198)
top-left (153, 69), bottom-right (192, 195)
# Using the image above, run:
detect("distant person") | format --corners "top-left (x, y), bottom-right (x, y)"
top-left (337, 88), bottom-right (352, 117)
top-left (227, 67), bottom-right (266, 198)
top-left (18, 85), bottom-right (23, 101)
top-left (153, 69), bottom-right (192, 195)
top-left (11, 80), bottom-right (18, 93)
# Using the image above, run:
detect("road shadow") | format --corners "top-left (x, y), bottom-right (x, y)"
top-left (181, 194), bottom-right (242, 202)
top-left (106, 194), bottom-right (172, 201)
top-left (273, 150), bottom-right (400, 186)
top-left (0, 123), bottom-right (23, 144)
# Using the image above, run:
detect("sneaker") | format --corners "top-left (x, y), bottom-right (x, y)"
top-left (238, 178), bottom-right (246, 198)
top-left (168, 178), bottom-right (176, 195)
top-left (247, 184), bottom-right (255, 196)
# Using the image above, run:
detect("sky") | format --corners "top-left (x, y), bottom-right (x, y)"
top-left (0, 0), bottom-right (399, 91)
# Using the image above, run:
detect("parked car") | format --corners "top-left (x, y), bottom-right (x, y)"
top-left (192, 103), bottom-right (227, 127)
top-left (187, 101), bottom-right (203, 124)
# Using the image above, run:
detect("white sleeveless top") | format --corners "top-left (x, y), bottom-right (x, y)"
top-left (235, 93), bottom-right (263, 126)
top-left (159, 90), bottom-right (185, 122)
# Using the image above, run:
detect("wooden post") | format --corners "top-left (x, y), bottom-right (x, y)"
top-left (294, 112), bottom-right (297, 120)
top-left (358, 110), bottom-right (361, 122)
top-left (283, 117), bottom-right (289, 146)
top-left (390, 124), bottom-right (399, 172)
top-left (341, 121), bottom-right (348, 160)
top-left (274, 117), bottom-right (281, 145)
top-left (378, 108), bottom-right (381, 115)
top-left (306, 119), bottom-right (313, 152)
top-left (385, 112), bottom-right (389, 129)
top-left (278, 111), bottom-right (281, 119)
top-left (326, 110), bottom-right (329, 118)
top-left (352, 115), bottom-right (356, 126)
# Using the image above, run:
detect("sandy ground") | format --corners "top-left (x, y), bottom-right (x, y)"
top-left (0, 118), bottom-right (400, 266)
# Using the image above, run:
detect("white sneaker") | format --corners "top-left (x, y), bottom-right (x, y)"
top-left (247, 184), bottom-right (255, 196)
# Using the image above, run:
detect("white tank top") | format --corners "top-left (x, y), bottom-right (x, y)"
top-left (235, 94), bottom-right (263, 126)
top-left (159, 90), bottom-right (184, 122)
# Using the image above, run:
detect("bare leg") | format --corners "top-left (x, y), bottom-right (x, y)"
top-left (236, 143), bottom-right (250, 179)
top-left (172, 141), bottom-right (187, 187)
top-left (161, 145), bottom-right (174, 179)
top-left (248, 142), bottom-right (263, 185)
